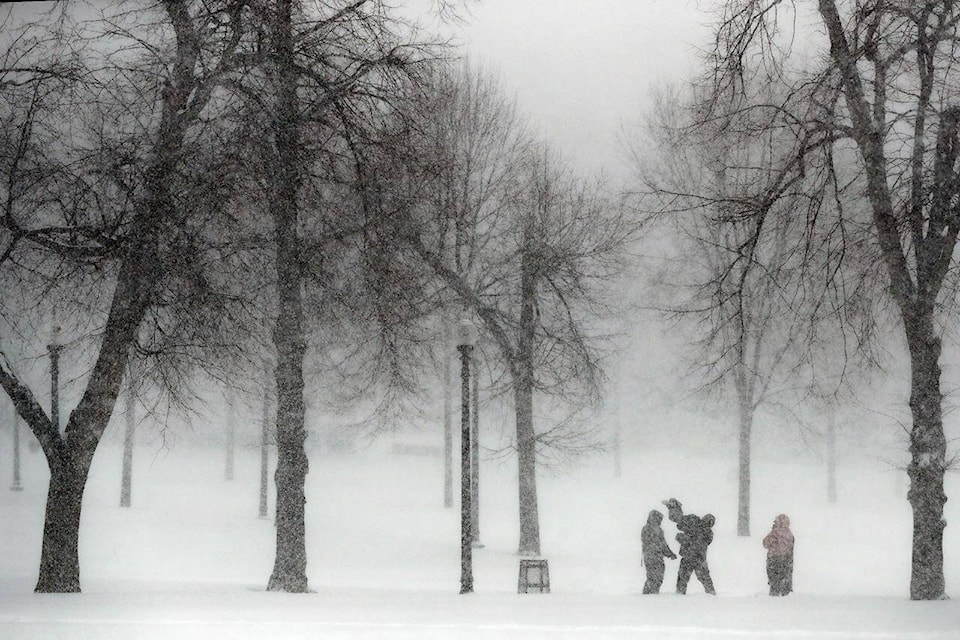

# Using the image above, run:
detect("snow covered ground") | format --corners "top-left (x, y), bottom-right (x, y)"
top-left (1, 430), bottom-right (959, 639)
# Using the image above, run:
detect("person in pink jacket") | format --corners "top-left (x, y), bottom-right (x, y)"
top-left (762, 514), bottom-right (795, 596)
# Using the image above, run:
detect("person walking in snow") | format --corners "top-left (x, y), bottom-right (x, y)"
top-left (641, 509), bottom-right (677, 594)
top-left (762, 513), bottom-right (794, 596)
top-left (662, 498), bottom-right (716, 595)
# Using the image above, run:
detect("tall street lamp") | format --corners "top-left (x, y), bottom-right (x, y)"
top-left (457, 314), bottom-right (477, 594)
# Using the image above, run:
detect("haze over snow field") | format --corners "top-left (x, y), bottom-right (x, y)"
top-left (1, 423), bottom-right (959, 639)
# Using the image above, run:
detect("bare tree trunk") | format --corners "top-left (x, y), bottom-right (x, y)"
top-left (826, 412), bottom-right (837, 504)
top-left (35, 459), bottom-right (85, 592)
top-left (267, 0), bottom-right (309, 594)
top-left (260, 385), bottom-right (272, 519)
top-left (904, 314), bottom-right (947, 600)
top-left (516, 215), bottom-right (540, 556)
top-left (736, 377), bottom-right (752, 537)
top-left (613, 419), bottom-right (622, 480)
top-left (120, 383), bottom-right (134, 508)
top-left (515, 375), bottom-right (539, 556)
top-left (443, 326), bottom-right (453, 508)
top-left (225, 392), bottom-right (235, 481)
top-left (11, 404), bottom-right (22, 491)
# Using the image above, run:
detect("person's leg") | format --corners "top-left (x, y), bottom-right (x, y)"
top-left (651, 561), bottom-right (664, 594)
top-left (695, 560), bottom-right (716, 595)
top-left (643, 571), bottom-right (656, 594)
top-left (643, 559), bottom-right (663, 594)
top-left (676, 557), bottom-right (693, 594)
top-left (767, 555), bottom-right (780, 595)
top-left (784, 555), bottom-right (793, 595)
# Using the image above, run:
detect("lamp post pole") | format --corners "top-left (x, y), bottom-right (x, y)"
top-left (11, 405), bottom-right (22, 491)
top-left (457, 317), bottom-right (476, 594)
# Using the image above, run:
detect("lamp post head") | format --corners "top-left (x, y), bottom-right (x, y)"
top-left (457, 315), bottom-right (477, 348)
top-left (47, 324), bottom-right (63, 354)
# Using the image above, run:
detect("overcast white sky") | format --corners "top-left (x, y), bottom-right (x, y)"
top-left (449, 0), bottom-right (711, 178)
top-left (3, 1), bottom-right (710, 178)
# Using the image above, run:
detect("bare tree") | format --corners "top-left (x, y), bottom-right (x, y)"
top-left (390, 76), bottom-right (637, 553)
top-left (668, 0), bottom-right (960, 599)
top-left (633, 82), bottom-right (849, 536)
top-left (417, 64), bottom-right (529, 510)
top-left (224, 0), bottom-right (455, 592)
top-left (0, 0), bottom-right (252, 592)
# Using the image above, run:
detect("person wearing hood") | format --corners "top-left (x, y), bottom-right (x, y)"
top-left (662, 498), bottom-right (717, 595)
top-left (762, 513), bottom-right (795, 596)
top-left (641, 510), bottom-right (677, 594)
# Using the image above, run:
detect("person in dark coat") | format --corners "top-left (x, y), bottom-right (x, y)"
top-left (641, 510), bottom-right (677, 594)
top-left (663, 498), bottom-right (716, 595)
top-left (762, 513), bottom-right (794, 596)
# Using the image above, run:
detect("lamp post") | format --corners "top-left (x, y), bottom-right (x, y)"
top-left (11, 405), bottom-right (22, 491)
top-left (457, 315), bottom-right (477, 594)
top-left (47, 324), bottom-right (62, 434)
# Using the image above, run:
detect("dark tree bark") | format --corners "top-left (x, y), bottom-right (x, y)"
top-left (516, 213), bottom-right (541, 557)
top-left (735, 371), bottom-right (753, 537)
top-left (266, 0), bottom-right (309, 593)
top-left (35, 460), bottom-right (86, 593)
top-left (904, 313), bottom-right (947, 600)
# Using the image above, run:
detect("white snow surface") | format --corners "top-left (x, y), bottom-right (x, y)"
top-left (2, 439), bottom-right (959, 639)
